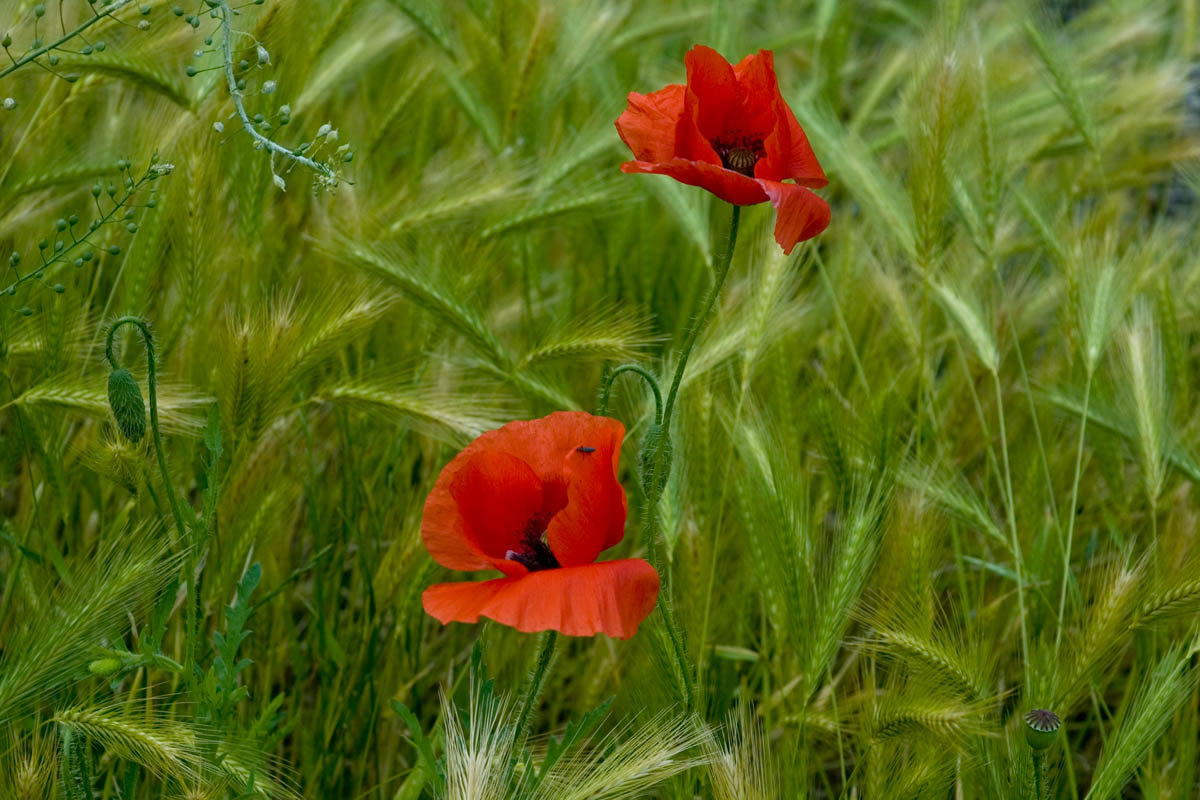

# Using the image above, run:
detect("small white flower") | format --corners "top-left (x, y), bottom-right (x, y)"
top-left (272, 173), bottom-right (286, 191)
top-left (279, 104), bottom-right (291, 116)
top-left (152, 163), bottom-right (175, 176)
top-left (325, 128), bottom-right (338, 142)
top-left (2, 97), bottom-right (15, 110)
top-left (262, 80), bottom-right (276, 95)
top-left (213, 121), bottom-right (224, 133)
top-left (256, 45), bottom-right (270, 65)
top-left (137, 19), bottom-right (149, 30)
top-left (316, 122), bottom-right (331, 138)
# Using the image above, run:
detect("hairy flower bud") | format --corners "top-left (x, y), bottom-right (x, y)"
top-left (88, 657), bottom-right (122, 675)
top-left (107, 367), bottom-right (146, 443)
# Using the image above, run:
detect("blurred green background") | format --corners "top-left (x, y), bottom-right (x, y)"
top-left (2, 0), bottom-right (1200, 797)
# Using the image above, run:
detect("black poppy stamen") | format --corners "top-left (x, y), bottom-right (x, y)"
top-left (505, 512), bottom-right (560, 571)
top-left (576, 446), bottom-right (596, 453)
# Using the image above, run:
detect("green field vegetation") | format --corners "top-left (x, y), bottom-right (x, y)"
top-left (2, 0), bottom-right (1200, 797)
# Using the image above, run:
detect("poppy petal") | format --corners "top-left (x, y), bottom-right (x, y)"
top-left (728, 49), bottom-right (781, 140)
top-left (615, 84), bottom-right (686, 164)
top-left (423, 450), bottom-right (534, 577)
top-left (470, 412), bottom-right (625, 504)
top-left (684, 45), bottom-right (738, 140)
top-left (675, 87), bottom-right (723, 165)
top-left (622, 158), bottom-right (768, 206)
top-left (546, 425), bottom-right (626, 566)
top-left (449, 449), bottom-right (544, 561)
top-left (421, 461), bottom-right (494, 574)
top-left (755, 179), bottom-right (831, 255)
top-left (777, 102), bottom-right (828, 188)
top-left (422, 558), bottom-right (661, 639)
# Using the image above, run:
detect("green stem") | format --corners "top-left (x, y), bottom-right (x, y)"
top-left (513, 631), bottom-right (557, 747)
top-left (814, 249), bottom-right (870, 394)
top-left (642, 203), bottom-right (740, 712)
top-left (596, 364), bottom-right (663, 422)
top-left (0, 0), bottom-right (129, 81)
top-left (992, 367), bottom-right (1031, 692)
top-left (656, 204), bottom-right (740, 459)
top-left (1032, 750), bottom-right (1046, 800)
top-left (1055, 371), bottom-right (1091, 658)
top-left (1, 171), bottom-right (156, 298)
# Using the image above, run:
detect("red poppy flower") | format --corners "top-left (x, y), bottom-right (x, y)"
top-left (421, 411), bottom-right (660, 640)
top-left (616, 45), bottom-right (830, 254)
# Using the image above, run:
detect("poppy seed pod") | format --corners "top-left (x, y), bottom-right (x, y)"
top-left (107, 367), bottom-right (146, 443)
top-left (1024, 709), bottom-right (1061, 750)
top-left (638, 423), bottom-right (673, 494)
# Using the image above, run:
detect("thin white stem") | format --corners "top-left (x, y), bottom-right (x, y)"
top-left (217, 1), bottom-right (333, 179)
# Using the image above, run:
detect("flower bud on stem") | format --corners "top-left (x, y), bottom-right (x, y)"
top-left (106, 316), bottom-right (199, 680)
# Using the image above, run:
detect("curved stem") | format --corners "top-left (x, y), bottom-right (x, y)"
top-left (217, 1), bottom-right (335, 180)
top-left (596, 364), bottom-right (663, 423)
top-left (107, 316), bottom-right (198, 680)
top-left (106, 316), bottom-right (188, 543)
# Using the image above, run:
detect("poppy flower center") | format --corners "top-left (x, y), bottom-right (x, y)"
top-left (505, 511), bottom-right (561, 572)
top-left (714, 136), bottom-right (764, 176)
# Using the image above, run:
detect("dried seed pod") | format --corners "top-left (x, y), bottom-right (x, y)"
top-left (1024, 709), bottom-right (1061, 750)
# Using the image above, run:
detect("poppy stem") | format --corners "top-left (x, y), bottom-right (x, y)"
top-left (105, 316), bottom-right (196, 679)
top-left (596, 363), bottom-right (664, 423)
top-left (513, 631), bottom-right (558, 749)
top-left (641, 203), bottom-right (741, 713)
top-left (1032, 750), bottom-right (1046, 800)
top-left (657, 204), bottom-right (741, 448)
top-left (105, 317), bottom-right (188, 545)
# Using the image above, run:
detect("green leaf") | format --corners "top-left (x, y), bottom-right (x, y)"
top-left (391, 699), bottom-right (446, 793)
